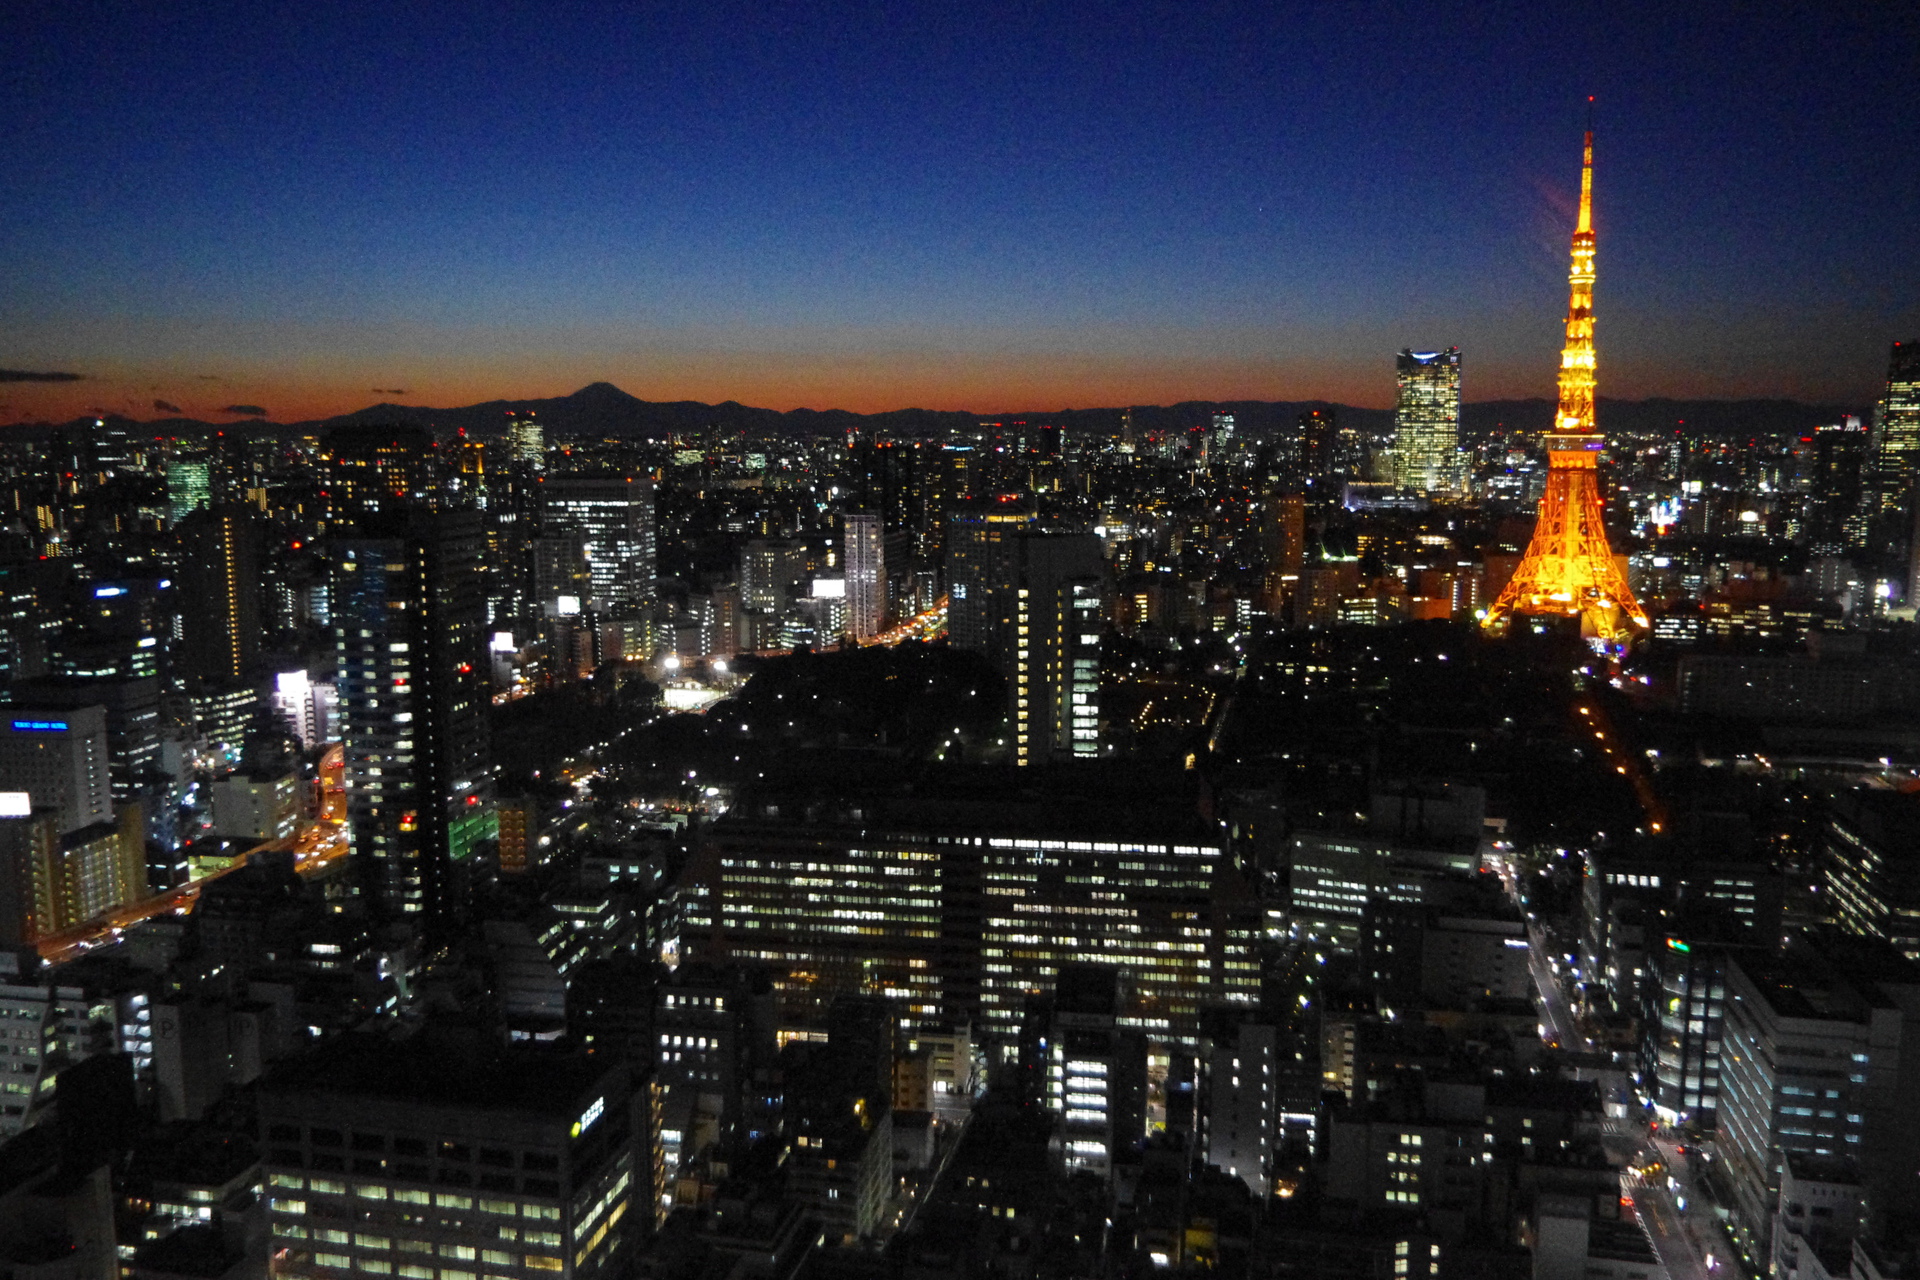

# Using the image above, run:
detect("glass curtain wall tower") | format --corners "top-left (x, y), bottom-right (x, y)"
top-left (1392, 349), bottom-right (1462, 495)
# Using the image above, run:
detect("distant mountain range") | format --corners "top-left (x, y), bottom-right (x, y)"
top-left (4, 380), bottom-right (1863, 442)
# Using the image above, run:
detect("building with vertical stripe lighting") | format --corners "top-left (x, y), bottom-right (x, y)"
top-left (332, 508), bottom-right (495, 937)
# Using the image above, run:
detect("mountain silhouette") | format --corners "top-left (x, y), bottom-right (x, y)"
top-left (5, 382), bottom-right (1862, 443)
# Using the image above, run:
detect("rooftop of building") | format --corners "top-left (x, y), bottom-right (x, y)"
top-left (661, 959), bottom-right (773, 995)
top-left (130, 1223), bottom-right (248, 1280)
top-left (1784, 1149), bottom-right (1861, 1186)
top-left (1735, 932), bottom-right (1920, 1022)
top-left (719, 761), bottom-right (1215, 845)
top-left (260, 1023), bottom-right (618, 1118)
top-left (127, 1124), bottom-right (259, 1191)
top-left (0, 1123), bottom-right (103, 1203)
top-left (1585, 1217), bottom-right (1661, 1265)
top-left (1830, 787), bottom-right (1920, 854)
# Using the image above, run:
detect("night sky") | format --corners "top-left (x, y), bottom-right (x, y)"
top-left (4, 2), bottom-right (1916, 424)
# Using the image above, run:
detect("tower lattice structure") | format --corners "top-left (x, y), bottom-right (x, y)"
top-left (1483, 127), bottom-right (1648, 643)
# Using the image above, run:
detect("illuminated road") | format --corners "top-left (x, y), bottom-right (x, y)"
top-left (36, 820), bottom-right (349, 966)
top-left (1626, 1165), bottom-right (1714, 1280)
top-left (1526, 922), bottom-right (1589, 1051)
top-left (1488, 849), bottom-right (1588, 1052)
top-left (861, 596), bottom-right (948, 647)
top-left (1574, 699), bottom-right (1667, 833)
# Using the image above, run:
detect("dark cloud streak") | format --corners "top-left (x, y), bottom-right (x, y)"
top-left (153, 399), bottom-right (183, 413)
top-left (0, 369), bottom-right (84, 383)
top-left (221, 403), bottom-right (268, 416)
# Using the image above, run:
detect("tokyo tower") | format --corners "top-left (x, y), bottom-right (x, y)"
top-left (1482, 124), bottom-right (1649, 644)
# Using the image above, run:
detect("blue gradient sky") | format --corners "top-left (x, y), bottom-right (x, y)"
top-left (3, 1), bottom-right (1915, 422)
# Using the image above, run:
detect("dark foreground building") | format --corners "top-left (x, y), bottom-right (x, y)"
top-left (259, 1027), bottom-right (656, 1280)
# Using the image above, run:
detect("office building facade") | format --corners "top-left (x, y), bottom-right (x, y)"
top-left (1716, 937), bottom-right (1920, 1260)
top-left (332, 509), bottom-right (495, 935)
top-left (946, 514), bottom-right (1104, 764)
top-left (696, 788), bottom-right (1259, 1049)
top-left (842, 511), bottom-right (883, 640)
top-left (1824, 789), bottom-right (1920, 961)
top-left (1866, 340), bottom-right (1920, 516)
top-left (0, 707), bottom-right (113, 835)
top-left (165, 456), bottom-right (212, 524)
top-left (1392, 348), bottom-right (1462, 495)
top-left (537, 474), bottom-right (655, 615)
top-left (1638, 932), bottom-right (1738, 1127)
top-left (260, 1032), bottom-right (647, 1280)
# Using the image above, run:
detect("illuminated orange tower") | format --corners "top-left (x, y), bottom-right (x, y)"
top-left (1483, 124), bottom-right (1648, 644)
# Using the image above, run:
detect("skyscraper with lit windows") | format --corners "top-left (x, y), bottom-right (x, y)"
top-left (175, 505), bottom-right (264, 688)
top-left (1392, 348), bottom-right (1462, 494)
top-left (1867, 340), bottom-right (1920, 516)
top-left (332, 508), bottom-right (494, 936)
top-left (537, 474), bottom-right (656, 614)
top-left (843, 511), bottom-right (883, 640)
top-left (321, 424), bottom-right (440, 526)
top-left (946, 513), bottom-right (1103, 764)
top-left (697, 780), bottom-right (1261, 1049)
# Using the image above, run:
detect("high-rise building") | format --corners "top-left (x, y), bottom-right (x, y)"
top-left (507, 413), bottom-right (545, 469)
top-left (947, 513), bottom-right (1103, 764)
top-left (652, 963), bottom-right (777, 1167)
top-left (175, 505), bottom-right (264, 688)
top-left (945, 507), bottom-right (1036, 655)
top-left (1260, 491), bottom-right (1306, 620)
top-left (1392, 349), bottom-right (1462, 494)
top-left (530, 533), bottom-right (592, 616)
top-left (271, 669), bottom-right (338, 750)
top-left (697, 780), bottom-right (1260, 1047)
top-left (451, 433), bottom-right (488, 506)
top-left (1866, 341), bottom-right (1920, 516)
top-left (1209, 412), bottom-right (1236, 467)
top-left (1032, 965), bottom-right (1147, 1180)
top-left (1717, 935), bottom-right (1920, 1260)
top-left (332, 509), bottom-right (495, 936)
top-left (0, 813), bottom-right (59, 946)
top-left (1637, 925), bottom-right (1758, 1129)
top-left (0, 709), bottom-right (143, 945)
top-left (842, 511), bottom-right (883, 640)
top-left (1198, 1010), bottom-right (1280, 1196)
top-left (165, 456), bottom-right (212, 524)
top-left (1805, 419), bottom-right (1869, 553)
top-left (1297, 408), bottom-right (1337, 487)
top-left (847, 439), bottom-right (913, 530)
top-left (537, 474), bottom-right (656, 614)
top-left (1011, 537), bottom-right (1103, 765)
top-left (1824, 789), bottom-right (1920, 961)
top-left (0, 707), bottom-right (113, 835)
top-left (320, 424), bottom-right (438, 526)
top-left (738, 539), bottom-right (806, 616)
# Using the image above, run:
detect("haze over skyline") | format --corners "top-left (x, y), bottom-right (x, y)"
top-left (5, 2), bottom-right (1916, 424)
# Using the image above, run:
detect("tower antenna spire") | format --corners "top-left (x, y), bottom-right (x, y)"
top-left (1482, 116), bottom-right (1647, 646)
top-left (1578, 102), bottom-right (1595, 235)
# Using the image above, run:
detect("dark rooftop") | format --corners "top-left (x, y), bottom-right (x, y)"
top-left (722, 761), bottom-right (1214, 845)
top-left (259, 1024), bottom-right (617, 1118)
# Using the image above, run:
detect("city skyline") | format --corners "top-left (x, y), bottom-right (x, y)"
top-left (6, 5), bottom-right (1917, 423)
top-left (6, 10), bottom-right (1920, 1277)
